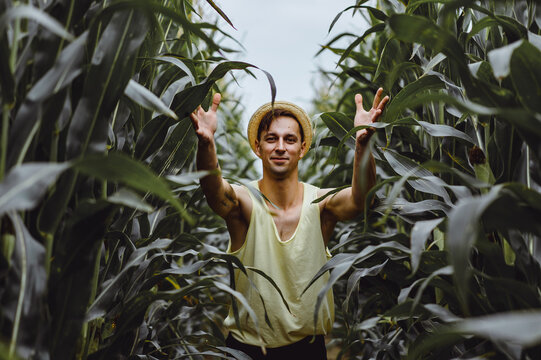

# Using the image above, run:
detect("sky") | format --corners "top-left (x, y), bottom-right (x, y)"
top-left (199, 0), bottom-right (368, 125)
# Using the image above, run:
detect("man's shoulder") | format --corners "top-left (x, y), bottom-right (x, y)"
top-left (301, 181), bottom-right (321, 192)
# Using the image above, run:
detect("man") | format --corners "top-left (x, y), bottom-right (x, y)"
top-left (190, 89), bottom-right (389, 359)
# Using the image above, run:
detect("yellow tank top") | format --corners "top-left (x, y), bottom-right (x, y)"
top-left (224, 181), bottom-right (334, 348)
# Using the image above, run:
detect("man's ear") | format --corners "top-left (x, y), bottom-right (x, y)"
top-left (254, 139), bottom-right (262, 158)
top-left (299, 140), bottom-right (307, 158)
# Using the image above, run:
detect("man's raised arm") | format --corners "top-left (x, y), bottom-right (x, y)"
top-left (190, 93), bottom-right (241, 219)
top-left (320, 88), bottom-right (389, 221)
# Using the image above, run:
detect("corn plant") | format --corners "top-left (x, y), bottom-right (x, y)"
top-left (310, 0), bottom-right (541, 359)
top-left (0, 0), bottom-right (274, 359)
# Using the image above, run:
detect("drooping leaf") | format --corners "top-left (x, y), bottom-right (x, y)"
top-left (148, 118), bottom-right (197, 176)
top-left (337, 23), bottom-right (386, 66)
top-left (7, 33), bottom-right (88, 168)
top-left (49, 201), bottom-right (113, 360)
top-left (446, 185), bottom-right (503, 311)
top-left (74, 152), bottom-right (193, 224)
top-left (384, 75), bottom-right (445, 122)
top-left (488, 40), bottom-right (523, 80)
top-left (0, 163), bottom-right (69, 216)
top-left (5, 213), bottom-right (47, 359)
top-left (134, 116), bottom-right (177, 160)
top-left (0, 5), bottom-right (75, 41)
top-left (410, 218), bottom-right (445, 274)
top-left (409, 311), bottom-right (541, 359)
top-left (319, 112), bottom-right (356, 150)
top-left (66, 8), bottom-right (149, 159)
top-left (124, 79), bottom-right (178, 120)
top-left (383, 149), bottom-right (451, 203)
top-left (205, 0), bottom-right (236, 29)
top-left (87, 238), bottom-right (172, 321)
top-left (107, 188), bottom-right (154, 212)
top-left (510, 41), bottom-right (541, 114)
top-left (172, 61), bottom-right (276, 118)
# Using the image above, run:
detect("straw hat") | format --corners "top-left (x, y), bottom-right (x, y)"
top-left (247, 101), bottom-right (312, 154)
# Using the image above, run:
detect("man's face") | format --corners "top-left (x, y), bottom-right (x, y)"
top-left (255, 116), bottom-right (306, 178)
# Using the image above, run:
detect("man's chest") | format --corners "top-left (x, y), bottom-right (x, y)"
top-left (270, 204), bottom-right (303, 242)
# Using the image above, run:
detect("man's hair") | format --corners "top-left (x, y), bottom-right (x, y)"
top-left (256, 109), bottom-right (305, 142)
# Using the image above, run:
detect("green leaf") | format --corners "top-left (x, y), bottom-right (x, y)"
top-left (412, 311), bottom-right (541, 358)
top-left (0, 33), bottom-right (14, 105)
top-left (0, 5), bottom-right (75, 41)
top-left (172, 61), bottom-right (276, 118)
top-left (308, 241), bottom-right (409, 329)
top-left (446, 185), bottom-right (503, 312)
top-left (337, 23), bottom-right (386, 66)
top-left (49, 201), bottom-right (112, 360)
top-left (382, 149), bottom-right (451, 203)
top-left (378, 198), bottom-right (451, 216)
top-left (416, 120), bottom-right (474, 143)
top-left (328, 4), bottom-right (387, 34)
top-left (205, 0), bottom-right (236, 29)
top-left (451, 311), bottom-right (541, 346)
top-left (67, 9), bottom-right (149, 159)
top-left (384, 75), bottom-right (445, 122)
top-left (134, 116), bottom-right (177, 160)
top-left (98, 0), bottom-right (223, 52)
top-left (86, 238), bottom-right (172, 321)
top-left (398, 265), bottom-right (453, 309)
top-left (107, 188), bottom-right (154, 212)
top-left (510, 41), bottom-right (541, 114)
top-left (389, 14), bottom-right (466, 69)
top-left (153, 56), bottom-right (196, 86)
top-left (149, 118), bottom-right (197, 176)
top-left (214, 281), bottom-right (264, 342)
top-left (7, 33), bottom-right (88, 168)
top-left (344, 261), bottom-right (388, 309)
top-left (6, 213), bottom-right (47, 359)
top-left (73, 152), bottom-right (193, 224)
top-left (385, 61), bottom-right (420, 91)
top-left (124, 79), bottom-right (178, 120)
top-left (411, 218), bottom-right (445, 275)
top-left (166, 170), bottom-right (216, 187)
top-left (0, 163), bottom-right (70, 216)
top-left (487, 40), bottom-right (523, 80)
top-left (318, 112), bottom-right (356, 150)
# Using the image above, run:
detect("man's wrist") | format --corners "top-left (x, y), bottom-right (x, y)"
top-left (355, 131), bottom-right (373, 147)
top-left (197, 136), bottom-right (215, 148)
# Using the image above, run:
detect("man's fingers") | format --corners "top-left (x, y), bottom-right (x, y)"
top-left (355, 93), bottom-right (363, 111)
top-left (372, 87), bottom-right (383, 109)
top-left (370, 109), bottom-right (382, 123)
top-left (189, 113), bottom-right (199, 130)
top-left (378, 95), bottom-right (390, 111)
top-left (211, 93), bottom-right (221, 112)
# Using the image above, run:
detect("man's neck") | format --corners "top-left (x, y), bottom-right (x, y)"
top-left (258, 172), bottom-right (302, 210)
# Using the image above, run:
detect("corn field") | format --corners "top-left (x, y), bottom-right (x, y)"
top-left (1, 0), bottom-right (540, 359)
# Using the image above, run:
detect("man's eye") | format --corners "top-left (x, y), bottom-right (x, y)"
top-left (286, 137), bottom-right (296, 143)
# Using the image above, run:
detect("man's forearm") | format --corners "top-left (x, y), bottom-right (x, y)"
top-left (352, 140), bottom-right (376, 208)
top-left (197, 139), bottom-right (222, 190)
top-left (196, 139), bottom-right (239, 217)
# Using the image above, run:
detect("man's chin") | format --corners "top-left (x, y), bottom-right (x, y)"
top-left (267, 166), bottom-right (291, 179)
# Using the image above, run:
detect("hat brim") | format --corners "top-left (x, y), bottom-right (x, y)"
top-left (247, 101), bottom-right (312, 154)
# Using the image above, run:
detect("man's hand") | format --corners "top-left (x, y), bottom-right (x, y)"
top-left (190, 93), bottom-right (221, 143)
top-left (354, 88), bottom-right (389, 145)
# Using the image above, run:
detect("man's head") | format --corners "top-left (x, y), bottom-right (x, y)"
top-left (256, 109), bottom-right (305, 144)
top-left (247, 101), bottom-right (312, 154)
top-left (248, 101), bottom-right (312, 178)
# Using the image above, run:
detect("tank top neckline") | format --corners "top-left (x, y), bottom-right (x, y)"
top-left (253, 180), bottom-right (307, 244)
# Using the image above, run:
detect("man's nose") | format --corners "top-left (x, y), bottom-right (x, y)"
top-left (276, 138), bottom-right (285, 151)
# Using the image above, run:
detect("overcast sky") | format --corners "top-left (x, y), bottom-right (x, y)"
top-left (199, 0), bottom-right (367, 124)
